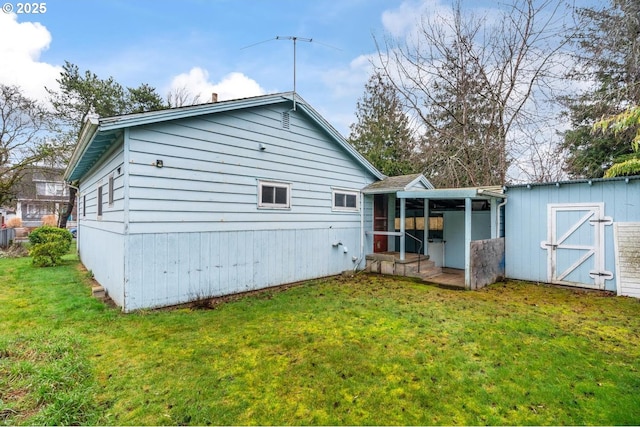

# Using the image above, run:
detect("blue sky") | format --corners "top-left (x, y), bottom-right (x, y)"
top-left (0, 0), bottom-right (591, 137)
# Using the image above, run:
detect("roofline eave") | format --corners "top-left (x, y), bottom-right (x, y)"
top-left (63, 116), bottom-right (100, 182)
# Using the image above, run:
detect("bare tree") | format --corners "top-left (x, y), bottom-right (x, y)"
top-left (377, 0), bottom-right (570, 186)
top-left (0, 84), bottom-right (50, 207)
top-left (167, 85), bottom-right (202, 108)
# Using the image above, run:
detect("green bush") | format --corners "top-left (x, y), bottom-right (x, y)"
top-left (28, 226), bottom-right (73, 267)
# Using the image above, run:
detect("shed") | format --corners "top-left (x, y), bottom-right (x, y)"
top-left (64, 92), bottom-right (384, 311)
top-left (504, 176), bottom-right (640, 296)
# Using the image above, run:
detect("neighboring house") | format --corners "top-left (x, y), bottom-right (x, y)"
top-left (504, 176), bottom-right (640, 298)
top-left (64, 92), bottom-right (384, 311)
top-left (4, 166), bottom-right (74, 228)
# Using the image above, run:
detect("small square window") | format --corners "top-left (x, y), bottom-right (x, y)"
top-left (258, 181), bottom-right (291, 209)
top-left (332, 189), bottom-right (359, 211)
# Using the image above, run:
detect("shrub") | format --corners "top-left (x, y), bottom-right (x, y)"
top-left (28, 226), bottom-right (73, 267)
top-left (6, 217), bottom-right (22, 228)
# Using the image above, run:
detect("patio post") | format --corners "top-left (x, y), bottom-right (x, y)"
top-left (464, 197), bottom-right (472, 289)
top-left (490, 197), bottom-right (498, 238)
top-left (423, 198), bottom-right (429, 257)
top-left (400, 196), bottom-right (406, 261)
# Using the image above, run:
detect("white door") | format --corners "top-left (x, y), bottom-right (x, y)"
top-left (541, 203), bottom-right (612, 289)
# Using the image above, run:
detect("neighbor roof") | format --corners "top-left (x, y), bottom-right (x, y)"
top-left (64, 92), bottom-right (385, 182)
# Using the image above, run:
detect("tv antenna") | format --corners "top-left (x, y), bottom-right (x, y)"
top-left (276, 36), bottom-right (311, 110)
top-left (242, 35), bottom-right (339, 110)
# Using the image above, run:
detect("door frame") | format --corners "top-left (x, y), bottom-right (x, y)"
top-left (540, 202), bottom-right (612, 289)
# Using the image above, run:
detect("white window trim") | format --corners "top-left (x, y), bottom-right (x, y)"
top-left (258, 180), bottom-right (291, 209)
top-left (332, 188), bottom-right (360, 212)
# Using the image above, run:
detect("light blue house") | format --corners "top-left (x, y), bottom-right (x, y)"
top-left (504, 176), bottom-right (640, 297)
top-left (64, 92), bottom-right (384, 311)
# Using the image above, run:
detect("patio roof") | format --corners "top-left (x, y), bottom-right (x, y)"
top-left (362, 173), bottom-right (434, 194)
top-left (396, 185), bottom-right (506, 200)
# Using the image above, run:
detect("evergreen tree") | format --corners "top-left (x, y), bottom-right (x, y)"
top-left (47, 61), bottom-right (167, 228)
top-left (348, 72), bottom-right (416, 177)
top-left (559, 0), bottom-right (640, 178)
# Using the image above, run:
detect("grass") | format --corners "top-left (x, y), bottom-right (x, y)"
top-left (1, 248), bottom-right (639, 425)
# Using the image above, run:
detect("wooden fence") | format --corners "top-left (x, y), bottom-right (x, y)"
top-left (0, 228), bottom-right (16, 248)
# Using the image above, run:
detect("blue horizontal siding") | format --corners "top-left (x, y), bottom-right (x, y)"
top-left (126, 104), bottom-right (376, 233)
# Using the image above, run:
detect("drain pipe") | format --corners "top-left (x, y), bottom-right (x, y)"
top-left (497, 197), bottom-right (508, 238)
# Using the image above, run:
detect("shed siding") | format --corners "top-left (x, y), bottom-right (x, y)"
top-left (124, 227), bottom-right (361, 311)
top-left (505, 179), bottom-right (640, 291)
top-left (126, 106), bottom-right (374, 233)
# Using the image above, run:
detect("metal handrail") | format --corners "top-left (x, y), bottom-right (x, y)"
top-left (404, 231), bottom-right (423, 272)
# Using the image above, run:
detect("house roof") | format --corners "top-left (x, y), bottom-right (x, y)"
top-left (362, 173), bottom-right (434, 194)
top-left (64, 92), bottom-right (385, 182)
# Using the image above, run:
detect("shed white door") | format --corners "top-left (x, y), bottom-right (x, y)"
top-left (541, 203), bottom-right (612, 289)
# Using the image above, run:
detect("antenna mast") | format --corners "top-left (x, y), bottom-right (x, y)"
top-left (276, 36), bottom-right (312, 110)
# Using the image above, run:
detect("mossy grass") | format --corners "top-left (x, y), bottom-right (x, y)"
top-left (1, 250), bottom-right (639, 425)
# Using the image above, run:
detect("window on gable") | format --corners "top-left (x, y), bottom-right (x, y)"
top-left (258, 181), bottom-right (291, 209)
top-left (332, 189), bottom-right (359, 211)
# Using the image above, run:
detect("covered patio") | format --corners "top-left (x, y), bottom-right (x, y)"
top-left (363, 175), bottom-right (507, 290)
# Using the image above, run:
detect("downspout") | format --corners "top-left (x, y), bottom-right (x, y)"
top-left (497, 198), bottom-right (508, 238)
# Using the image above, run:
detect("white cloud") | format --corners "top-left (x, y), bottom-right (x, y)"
top-left (168, 67), bottom-right (266, 104)
top-left (381, 0), bottom-right (447, 38)
top-left (0, 13), bottom-right (61, 101)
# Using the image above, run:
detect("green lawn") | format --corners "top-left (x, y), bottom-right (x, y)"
top-left (1, 249), bottom-right (639, 425)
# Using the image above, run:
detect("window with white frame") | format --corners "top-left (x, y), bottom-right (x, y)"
top-left (332, 189), bottom-right (359, 211)
top-left (258, 180), bottom-right (291, 209)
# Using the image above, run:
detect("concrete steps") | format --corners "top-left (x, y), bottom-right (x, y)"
top-left (365, 253), bottom-right (442, 280)
top-left (92, 285), bottom-right (106, 300)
